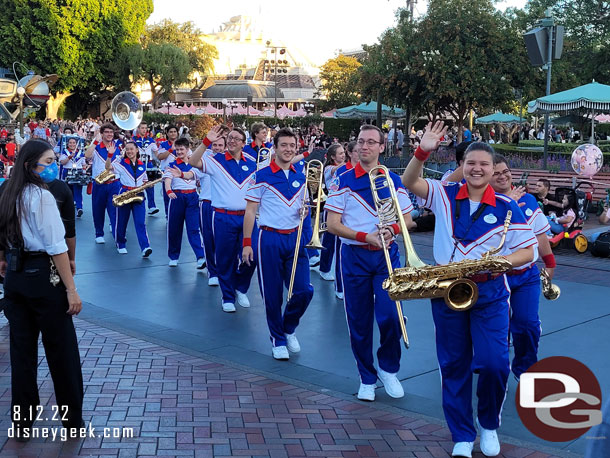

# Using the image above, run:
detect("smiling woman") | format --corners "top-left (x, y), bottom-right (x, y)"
top-left (401, 125), bottom-right (536, 457)
top-left (0, 139), bottom-right (84, 441)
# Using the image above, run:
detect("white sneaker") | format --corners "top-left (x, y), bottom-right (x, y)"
top-left (285, 333), bottom-right (301, 353)
top-left (236, 291), bottom-right (250, 308)
top-left (196, 258), bottom-right (206, 269)
top-left (319, 270), bottom-right (335, 281)
top-left (117, 247), bottom-right (128, 254)
top-left (168, 259), bottom-right (178, 267)
top-left (308, 255), bottom-right (320, 267)
top-left (476, 418), bottom-right (500, 457)
top-left (357, 383), bottom-right (376, 401)
top-left (208, 277), bottom-right (219, 286)
top-left (377, 368), bottom-right (404, 398)
top-left (222, 302), bottom-right (236, 313)
top-left (335, 291), bottom-right (344, 300)
top-left (95, 237), bottom-right (105, 244)
top-left (452, 441), bottom-right (474, 458)
top-left (142, 247), bottom-right (152, 258)
top-left (148, 207), bottom-right (159, 215)
top-left (271, 346), bottom-right (289, 360)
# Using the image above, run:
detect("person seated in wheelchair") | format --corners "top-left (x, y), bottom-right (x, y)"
top-left (547, 193), bottom-right (578, 235)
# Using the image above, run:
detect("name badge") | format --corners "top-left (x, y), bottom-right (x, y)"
top-left (242, 165), bottom-right (249, 171)
top-left (292, 180), bottom-right (300, 188)
top-left (525, 208), bottom-right (533, 216)
top-left (484, 214), bottom-right (498, 224)
top-left (138, 166), bottom-right (144, 171)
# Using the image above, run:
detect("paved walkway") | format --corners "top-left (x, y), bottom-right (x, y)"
top-left (0, 316), bottom-right (569, 458)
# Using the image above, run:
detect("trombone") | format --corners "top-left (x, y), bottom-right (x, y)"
top-left (368, 165), bottom-right (413, 349)
top-left (287, 159), bottom-right (326, 300)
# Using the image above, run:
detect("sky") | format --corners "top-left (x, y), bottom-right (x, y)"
top-left (148, 0), bottom-right (528, 65)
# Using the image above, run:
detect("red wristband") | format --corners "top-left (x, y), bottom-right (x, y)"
top-left (243, 237), bottom-right (252, 247)
top-left (303, 151), bottom-right (310, 158)
top-left (93, 141), bottom-right (99, 146)
top-left (166, 189), bottom-right (174, 196)
top-left (391, 223), bottom-right (401, 235)
top-left (414, 146), bottom-right (431, 162)
top-left (203, 137), bottom-right (212, 148)
top-left (542, 253), bottom-right (556, 269)
top-left (355, 232), bottom-right (367, 243)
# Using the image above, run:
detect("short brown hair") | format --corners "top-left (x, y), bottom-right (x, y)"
top-left (250, 122), bottom-right (267, 138)
top-left (359, 125), bottom-right (384, 144)
top-left (100, 123), bottom-right (115, 134)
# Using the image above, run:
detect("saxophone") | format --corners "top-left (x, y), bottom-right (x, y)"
top-left (112, 178), bottom-right (163, 207)
top-left (382, 206), bottom-right (514, 311)
top-left (94, 169), bottom-right (116, 185)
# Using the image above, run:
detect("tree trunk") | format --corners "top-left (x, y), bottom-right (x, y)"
top-left (46, 92), bottom-right (72, 119)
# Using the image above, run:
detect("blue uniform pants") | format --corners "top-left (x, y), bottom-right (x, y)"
top-left (256, 229), bottom-right (314, 346)
top-left (212, 210), bottom-right (257, 303)
top-left (334, 237), bottom-right (343, 294)
top-left (92, 180), bottom-right (120, 238)
top-left (199, 200), bottom-right (217, 278)
top-left (302, 212), bottom-right (318, 259)
top-left (114, 194), bottom-right (150, 251)
top-left (431, 276), bottom-right (511, 442)
top-left (145, 185), bottom-right (156, 209)
top-left (319, 211), bottom-right (336, 273)
top-left (69, 184), bottom-right (83, 210)
top-left (340, 243), bottom-right (402, 385)
top-left (507, 265), bottom-right (541, 379)
top-left (167, 192), bottom-right (204, 261)
top-left (163, 190), bottom-right (170, 217)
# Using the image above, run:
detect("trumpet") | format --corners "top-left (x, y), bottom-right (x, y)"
top-left (368, 165), bottom-right (412, 348)
top-left (540, 268), bottom-right (560, 300)
top-left (257, 147), bottom-right (272, 171)
top-left (287, 159), bottom-right (326, 300)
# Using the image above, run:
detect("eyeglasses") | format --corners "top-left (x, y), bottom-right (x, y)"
top-left (227, 135), bottom-right (245, 143)
top-left (492, 169), bottom-right (511, 178)
top-left (356, 139), bottom-right (382, 147)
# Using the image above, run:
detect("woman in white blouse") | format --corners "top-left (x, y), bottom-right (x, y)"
top-left (0, 139), bottom-right (83, 441)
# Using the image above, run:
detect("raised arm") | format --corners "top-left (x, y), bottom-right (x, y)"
top-left (85, 132), bottom-right (101, 159)
top-left (401, 121), bottom-right (447, 199)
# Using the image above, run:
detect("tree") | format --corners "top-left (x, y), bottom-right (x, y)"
top-left (317, 55), bottom-right (362, 110)
top-left (119, 43), bottom-right (191, 106)
top-left (144, 20), bottom-right (217, 81)
top-left (0, 0), bottom-right (153, 119)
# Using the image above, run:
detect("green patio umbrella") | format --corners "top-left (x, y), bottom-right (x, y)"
top-left (528, 81), bottom-right (610, 141)
top-left (475, 112), bottom-right (523, 124)
top-left (334, 102), bottom-right (405, 119)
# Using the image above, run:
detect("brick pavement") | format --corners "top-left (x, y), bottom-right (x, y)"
top-left (0, 316), bottom-right (568, 457)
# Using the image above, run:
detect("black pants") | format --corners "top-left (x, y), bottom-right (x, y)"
top-left (3, 255), bottom-right (83, 429)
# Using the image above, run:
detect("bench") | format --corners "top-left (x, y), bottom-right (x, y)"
top-left (512, 168), bottom-right (610, 202)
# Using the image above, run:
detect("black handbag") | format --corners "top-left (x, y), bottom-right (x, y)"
top-left (591, 231), bottom-right (610, 258)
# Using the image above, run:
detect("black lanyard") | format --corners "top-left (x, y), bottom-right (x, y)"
top-left (449, 199), bottom-right (488, 263)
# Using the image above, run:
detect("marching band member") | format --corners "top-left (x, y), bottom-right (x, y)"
top-left (163, 137), bottom-right (205, 268)
top-left (133, 121), bottom-right (160, 215)
top-left (318, 144), bottom-right (345, 282)
top-left (328, 140), bottom-right (358, 300)
top-left (192, 135), bottom-right (225, 286)
top-left (402, 126), bottom-right (536, 458)
top-left (156, 125), bottom-right (179, 217)
top-left (105, 141), bottom-right (152, 257)
top-left (489, 155), bottom-right (555, 380)
top-left (326, 125), bottom-right (413, 402)
top-left (243, 122), bottom-right (273, 162)
top-left (85, 123), bottom-right (122, 243)
top-left (242, 128), bottom-right (314, 360)
top-left (189, 126), bottom-right (257, 313)
top-left (59, 137), bottom-right (86, 218)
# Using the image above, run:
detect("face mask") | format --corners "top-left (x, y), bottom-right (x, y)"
top-left (35, 161), bottom-right (59, 183)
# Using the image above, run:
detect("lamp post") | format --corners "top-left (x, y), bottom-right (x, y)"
top-left (514, 88), bottom-right (523, 140)
top-left (304, 102), bottom-right (314, 115)
top-left (162, 101), bottom-right (175, 115)
top-left (16, 86), bottom-right (25, 137)
top-left (222, 98), bottom-right (227, 121)
top-left (265, 41), bottom-right (288, 120)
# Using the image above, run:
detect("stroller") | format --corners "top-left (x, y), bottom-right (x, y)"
top-left (548, 183), bottom-right (593, 253)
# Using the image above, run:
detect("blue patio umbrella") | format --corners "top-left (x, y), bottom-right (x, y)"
top-left (334, 102), bottom-right (405, 119)
top-left (475, 112), bottom-right (523, 124)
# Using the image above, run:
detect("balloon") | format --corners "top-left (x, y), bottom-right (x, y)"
top-left (571, 144), bottom-right (603, 178)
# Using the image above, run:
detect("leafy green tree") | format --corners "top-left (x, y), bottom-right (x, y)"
top-left (119, 42), bottom-right (191, 106)
top-left (144, 20), bottom-right (217, 80)
top-left (0, 0), bottom-right (153, 118)
top-left (317, 55), bottom-right (362, 110)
